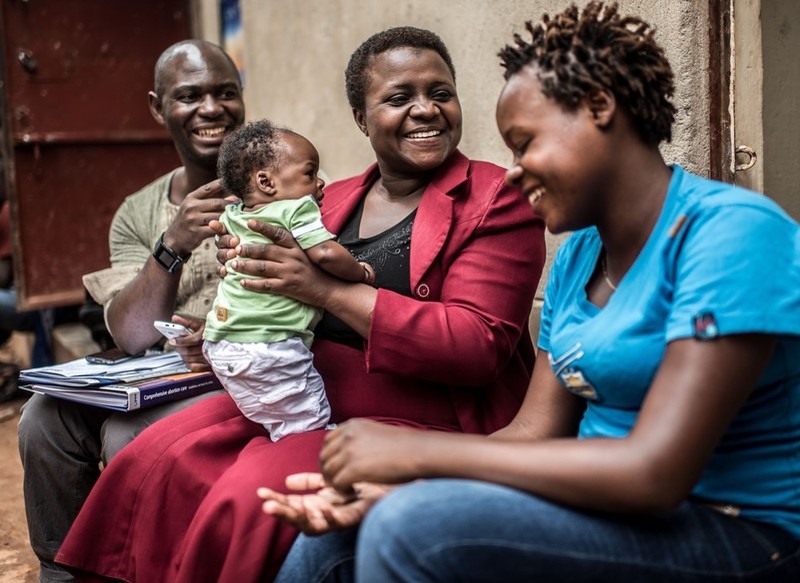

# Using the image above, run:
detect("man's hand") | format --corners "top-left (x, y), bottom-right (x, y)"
top-left (258, 472), bottom-right (392, 535)
top-left (169, 315), bottom-right (210, 371)
top-left (163, 179), bottom-right (233, 257)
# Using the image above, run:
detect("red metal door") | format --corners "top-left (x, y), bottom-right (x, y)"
top-left (1, 0), bottom-right (191, 309)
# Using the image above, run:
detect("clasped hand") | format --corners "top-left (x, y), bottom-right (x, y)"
top-left (258, 419), bottom-right (428, 534)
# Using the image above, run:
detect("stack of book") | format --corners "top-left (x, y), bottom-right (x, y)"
top-left (20, 352), bottom-right (221, 412)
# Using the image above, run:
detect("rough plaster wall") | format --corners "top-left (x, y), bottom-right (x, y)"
top-left (762, 0), bottom-right (800, 218)
top-left (194, 0), bottom-right (712, 324)
top-left (229, 0), bottom-right (710, 178)
top-left (193, 0), bottom-right (220, 42)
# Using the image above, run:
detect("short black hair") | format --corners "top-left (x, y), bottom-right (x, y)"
top-left (154, 39), bottom-right (241, 98)
top-left (345, 26), bottom-right (456, 111)
top-left (217, 119), bottom-right (288, 199)
top-left (498, 1), bottom-right (676, 144)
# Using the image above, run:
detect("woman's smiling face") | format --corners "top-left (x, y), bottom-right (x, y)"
top-left (355, 47), bottom-right (462, 177)
top-left (496, 65), bottom-right (610, 234)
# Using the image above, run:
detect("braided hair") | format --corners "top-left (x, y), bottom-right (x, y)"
top-left (345, 26), bottom-right (456, 112)
top-left (498, 1), bottom-right (675, 144)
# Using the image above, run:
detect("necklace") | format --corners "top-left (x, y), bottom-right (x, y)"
top-left (601, 254), bottom-right (617, 292)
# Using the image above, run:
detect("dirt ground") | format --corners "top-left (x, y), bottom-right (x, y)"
top-left (1, 333), bottom-right (39, 583)
top-left (0, 395), bottom-right (38, 583)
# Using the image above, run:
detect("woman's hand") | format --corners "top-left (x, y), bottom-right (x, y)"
top-left (321, 419), bottom-right (430, 492)
top-left (210, 220), bottom-right (238, 278)
top-left (227, 219), bottom-right (336, 307)
top-left (213, 219), bottom-right (377, 338)
top-left (258, 472), bottom-right (391, 535)
top-left (168, 315), bottom-right (210, 372)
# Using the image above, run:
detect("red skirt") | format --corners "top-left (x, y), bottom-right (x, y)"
top-left (56, 340), bottom-right (477, 582)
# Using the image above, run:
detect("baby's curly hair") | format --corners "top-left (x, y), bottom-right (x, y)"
top-left (498, 1), bottom-right (675, 144)
top-left (217, 119), bottom-right (284, 199)
top-left (345, 26), bottom-right (456, 112)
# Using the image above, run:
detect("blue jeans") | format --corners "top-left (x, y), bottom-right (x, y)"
top-left (276, 479), bottom-right (800, 583)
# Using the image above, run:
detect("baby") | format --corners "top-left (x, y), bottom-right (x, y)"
top-left (203, 119), bottom-right (374, 441)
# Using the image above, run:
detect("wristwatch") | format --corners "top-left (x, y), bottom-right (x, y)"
top-left (152, 232), bottom-right (191, 273)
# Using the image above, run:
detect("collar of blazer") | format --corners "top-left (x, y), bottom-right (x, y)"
top-left (321, 150), bottom-right (467, 289)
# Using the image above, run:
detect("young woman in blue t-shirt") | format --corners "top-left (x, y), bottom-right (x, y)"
top-left (264, 3), bottom-right (800, 581)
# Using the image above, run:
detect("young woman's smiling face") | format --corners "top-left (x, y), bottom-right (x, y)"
top-left (355, 47), bottom-right (462, 178)
top-left (496, 65), bottom-right (611, 234)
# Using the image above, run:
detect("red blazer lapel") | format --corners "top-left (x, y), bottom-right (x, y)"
top-left (321, 164), bottom-right (379, 234)
top-left (411, 151), bottom-right (469, 289)
top-left (321, 152), bottom-right (469, 290)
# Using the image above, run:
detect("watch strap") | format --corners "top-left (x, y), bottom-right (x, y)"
top-left (152, 232), bottom-right (191, 273)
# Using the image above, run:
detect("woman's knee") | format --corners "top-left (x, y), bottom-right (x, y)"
top-left (276, 530), bottom-right (358, 583)
top-left (356, 479), bottom-right (577, 581)
top-left (362, 479), bottom-right (531, 538)
top-left (357, 480), bottom-right (482, 576)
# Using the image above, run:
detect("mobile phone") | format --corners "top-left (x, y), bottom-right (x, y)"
top-left (85, 347), bottom-right (137, 365)
top-left (153, 320), bottom-right (193, 340)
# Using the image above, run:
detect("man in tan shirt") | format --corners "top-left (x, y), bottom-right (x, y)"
top-left (18, 40), bottom-right (245, 583)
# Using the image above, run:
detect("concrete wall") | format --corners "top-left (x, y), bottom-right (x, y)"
top-left (193, 0), bottom-right (713, 307)
top-left (762, 0), bottom-right (800, 218)
top-left (197, 0), bottom-right (710, 180)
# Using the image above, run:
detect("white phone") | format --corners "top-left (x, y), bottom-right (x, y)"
top-left (153, 320), bottom-right (193, 340)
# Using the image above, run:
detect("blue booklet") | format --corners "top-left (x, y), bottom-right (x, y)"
top-left (21, 370), bottom-right (222, 412)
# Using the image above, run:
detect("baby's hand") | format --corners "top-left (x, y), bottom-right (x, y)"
top-left (360, 262), bottom-right (376, 286)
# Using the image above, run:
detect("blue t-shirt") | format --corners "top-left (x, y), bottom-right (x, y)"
top-left (539, 165), bottom-right (800, 538)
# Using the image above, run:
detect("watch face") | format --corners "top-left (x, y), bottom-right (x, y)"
top-left (154, 237), bottom-right (181, 272)
top-left (156, 247), bottom-right (177, 268)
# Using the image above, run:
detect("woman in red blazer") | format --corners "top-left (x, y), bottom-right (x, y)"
top-left (56, 26), bottom-right (545, 582)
